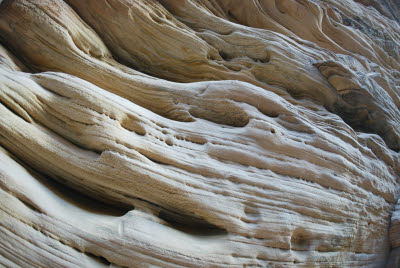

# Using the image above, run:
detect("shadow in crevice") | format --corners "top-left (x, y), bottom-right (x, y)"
top-left (84, 252), bottom-right (111, 266)
top-left (0, 99), bottom-right (31, 123)
top-left (158, 210), bottom-right (227, 237)
top-left (42, 175), bottom-right (132, 217)
top-left (2, 148), bottom-right (132, 217)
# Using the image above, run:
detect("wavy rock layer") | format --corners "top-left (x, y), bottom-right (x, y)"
top-left (0, 0), bottom-right (399, 267)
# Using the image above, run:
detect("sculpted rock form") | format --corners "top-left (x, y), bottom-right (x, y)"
top-left (0, 0), bottom-right (399, 267)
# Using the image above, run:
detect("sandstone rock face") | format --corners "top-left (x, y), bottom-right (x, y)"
top-left (0, 0), bottom-right (399, 267)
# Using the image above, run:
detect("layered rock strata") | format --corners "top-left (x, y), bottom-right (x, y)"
top-left (0, 0), bottom-right (399, 267)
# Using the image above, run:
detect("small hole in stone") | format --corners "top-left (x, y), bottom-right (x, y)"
top-left (166, 139), bottom-right (173, 146)
top-left (219, 51), bottom-right (229, 60)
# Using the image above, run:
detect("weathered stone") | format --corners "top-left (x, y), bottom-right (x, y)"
top-left (0, 0), bottom-right (399, 267)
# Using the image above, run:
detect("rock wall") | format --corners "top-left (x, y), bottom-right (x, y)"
top-left (0, 0), bottom-right (399, 267)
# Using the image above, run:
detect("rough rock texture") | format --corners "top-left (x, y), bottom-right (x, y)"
top-left (0, 0), bottom-right (399, 267)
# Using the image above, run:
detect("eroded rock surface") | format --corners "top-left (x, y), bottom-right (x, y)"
top-left (0, 0), bottom-right (399, 267)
